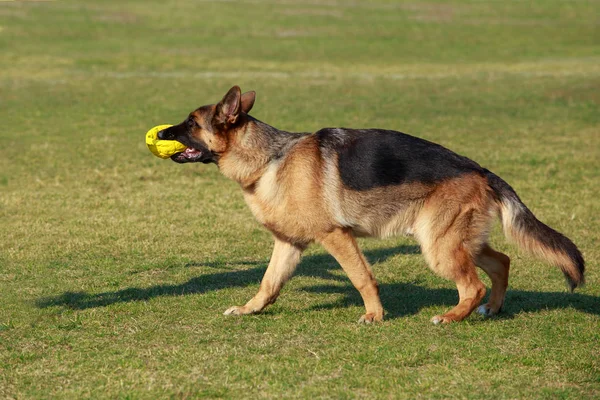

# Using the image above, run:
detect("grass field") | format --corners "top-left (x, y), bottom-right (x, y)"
top-left (1, 0), bottom-right (599, 398)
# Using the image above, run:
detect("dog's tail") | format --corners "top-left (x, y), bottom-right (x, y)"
top-left (485, 169), bottom-right (585, 291)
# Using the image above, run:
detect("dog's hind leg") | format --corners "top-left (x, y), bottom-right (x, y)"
top-left (419, 227), bottom-right (486, 324)
top-left (319, 227), bottom-right (384, 323)
top-left (422, 242), bottom-right (487, 324)
top-left (475, 244), bottom-right (510, 316)
top-left (415, 178), bottom-right (490, 324)
top-left (223, 237), bottom-right (304, 316)
top-left (429, 257), bottom-right (486, 325)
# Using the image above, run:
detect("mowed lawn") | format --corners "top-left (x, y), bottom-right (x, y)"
top-left (1, 0), bottom-right (599, 398)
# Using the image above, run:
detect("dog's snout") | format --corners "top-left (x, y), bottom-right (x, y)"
top-left (157, 129), bottom-right (170, 140)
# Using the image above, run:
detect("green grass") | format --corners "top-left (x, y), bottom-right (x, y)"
top-left (1, 0), bottom-right (599, 398)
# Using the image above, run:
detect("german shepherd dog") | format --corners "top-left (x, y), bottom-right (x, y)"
top-left (158, 86), bottom-right (585, 324)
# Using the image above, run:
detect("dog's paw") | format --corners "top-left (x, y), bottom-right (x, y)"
top-left (430, 315), bottom-right (454, 325)
top-left (358, 312), bottom-right (383, 324)
top-left (476, 304), bottom-right (500, 317)
top-left (223, 306), bottom-right (251, 316)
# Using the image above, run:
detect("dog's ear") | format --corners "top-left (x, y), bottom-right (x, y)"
top-left (241, 91), bottom-right (256, 114)
top-left (215, 85), bottom-right (242, 125)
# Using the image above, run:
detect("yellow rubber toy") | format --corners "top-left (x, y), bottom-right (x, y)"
top-left (145, 124), bottom-right (187, 159)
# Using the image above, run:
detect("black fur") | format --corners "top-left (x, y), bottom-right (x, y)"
top-left (158, 121), bottom-right (216, 164)
top-left (316, 128), bottom-right (483, 191)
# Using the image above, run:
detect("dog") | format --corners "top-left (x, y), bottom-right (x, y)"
top-left (158, 85), bottom-right (585, 324)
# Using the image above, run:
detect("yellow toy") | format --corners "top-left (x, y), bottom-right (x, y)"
top-left (145, 124), bottom-right (187, 159)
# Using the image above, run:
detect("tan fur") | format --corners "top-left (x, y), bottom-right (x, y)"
top-left (240, 135), bottom-right (335, 244)
top-left (319, 228), bottom-right (384, 323)
top-left (173, 86), bottom-right (582, 324)
top-left (218, 123), bottom-right (271, 185)
top-left (224, 237), bottom-right (304, 316)
top-left (216, 125), bottom-right (498, 322)
top-left (412, 174), bottom-right (493, 322)
top-left (322, 152), bottom-right (430, 238)
top-left (476, 245), bottom-right (510, 315)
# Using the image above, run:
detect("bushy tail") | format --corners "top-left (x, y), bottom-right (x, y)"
top-left (485, 170), bottom-right (585, 291)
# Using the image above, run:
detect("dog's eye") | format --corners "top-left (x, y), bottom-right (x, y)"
top-left (187, 117), bottom-right (199, 129)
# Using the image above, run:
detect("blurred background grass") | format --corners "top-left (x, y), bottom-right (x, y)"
top-left (1, 0), bottom-right (599, 398)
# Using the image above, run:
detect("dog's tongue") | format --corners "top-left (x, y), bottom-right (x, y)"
top-left (183, 147), bottom-right (202, 158)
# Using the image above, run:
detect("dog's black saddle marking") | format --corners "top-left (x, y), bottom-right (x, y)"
top-left (316, 128), bottom-right (483, 191)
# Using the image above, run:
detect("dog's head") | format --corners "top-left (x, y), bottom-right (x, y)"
top-left (157, 85), bottom-right (256, 164)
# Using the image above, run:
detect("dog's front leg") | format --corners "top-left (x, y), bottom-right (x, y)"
top-left (319, 228), bottom-right (384, 323)
top-left (224, 237), bottom-right (304, 316)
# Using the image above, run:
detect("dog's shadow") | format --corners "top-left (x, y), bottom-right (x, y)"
top-left (36, 245), bottom-right (599, 319)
